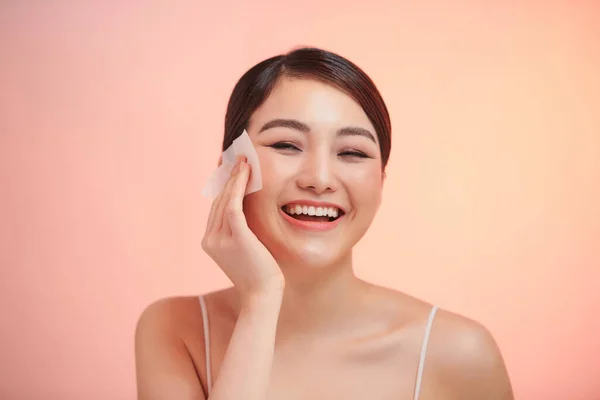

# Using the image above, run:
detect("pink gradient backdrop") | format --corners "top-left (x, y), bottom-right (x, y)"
top-left (1, 1), bottom-right (599, 399)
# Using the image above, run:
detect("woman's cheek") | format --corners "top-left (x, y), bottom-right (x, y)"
top-left (346, 166), bottom-right (383, 217)
top-left (257, 152), bottom-right (299, 191)
top-left (344, 164), bottom-right (382, 189)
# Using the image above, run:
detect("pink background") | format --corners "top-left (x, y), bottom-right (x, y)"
top-left (1, 1), bottom-right (599, 399)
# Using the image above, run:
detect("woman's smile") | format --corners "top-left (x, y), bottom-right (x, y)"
top-left (278, 200), bottom-right (346, 232)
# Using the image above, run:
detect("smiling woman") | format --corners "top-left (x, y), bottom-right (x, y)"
top-left (134, 47), bottom-right (514, 400)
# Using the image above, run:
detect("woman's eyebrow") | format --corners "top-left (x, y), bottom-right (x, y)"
top-left (337, 126), bottom-right (376, 143)
top-left (258, 118), bottom-right (310, 133)
top-left (258, 118), bottom-right (376, 143)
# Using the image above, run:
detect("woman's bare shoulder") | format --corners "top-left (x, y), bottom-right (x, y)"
top-left (369, 287), bottom-right (513, 398)
top-left (136, 288), bottom-right (236, 334)
top-left (368, 285), bottom-right (504, 353)
top-left (134, 289), bottom-right (238, 399)
top-left (420, 306), bottom-right (514, 399)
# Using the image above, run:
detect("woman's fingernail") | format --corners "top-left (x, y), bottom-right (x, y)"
top-left (235, 156), bottom-right (245, 172)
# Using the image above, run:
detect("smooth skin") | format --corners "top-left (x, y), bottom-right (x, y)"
top-left (135, 77), bottom-right (514, 399)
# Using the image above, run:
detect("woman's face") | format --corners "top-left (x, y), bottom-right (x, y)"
top-left (243, 76), bottom-right (384, 268)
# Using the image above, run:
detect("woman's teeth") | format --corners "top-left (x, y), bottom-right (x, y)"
top-left (284, 204), bottom-right (339, 219)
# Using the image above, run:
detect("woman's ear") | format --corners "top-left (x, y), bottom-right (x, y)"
top-left (217, 155), bottom-right (223, 167)
top-left (377, 170), bottom-right (386, 211)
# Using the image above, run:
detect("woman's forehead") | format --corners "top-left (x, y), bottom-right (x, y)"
top-left (249, 77), bottom-right (376, 135)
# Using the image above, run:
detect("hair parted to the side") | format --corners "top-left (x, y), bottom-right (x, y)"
top-left (223, 47), bottom-right (392, 169)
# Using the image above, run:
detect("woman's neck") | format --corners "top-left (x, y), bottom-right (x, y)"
top-left (274, 253), bottom-right (372, 339)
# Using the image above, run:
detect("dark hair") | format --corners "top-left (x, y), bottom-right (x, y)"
top-left (223, 47), bottom-right (392, 169)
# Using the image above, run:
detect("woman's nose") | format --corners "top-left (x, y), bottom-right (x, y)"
top-left (296, 152), bottom-right (338, 194)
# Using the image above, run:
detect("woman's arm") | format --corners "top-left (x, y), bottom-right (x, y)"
top-left (198, 156), bottom-right (285, 399)
top-left (208, 290), bottom-right (282, 399)
top-left (135, 292), bottom-right (282, 400)
top-left (136, 158), bottom-right (285, 399)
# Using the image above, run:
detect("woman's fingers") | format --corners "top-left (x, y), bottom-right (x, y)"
top-left (205, 182), bottom-right (227, 237)
top-left (226, 160), bottom-right (251, 237)
top-left (205, 158), bottom-right (241, 237)
top-left (218, 166), bottom-right (240, 237)
top-left (211, 161), bottom-right (242, 235)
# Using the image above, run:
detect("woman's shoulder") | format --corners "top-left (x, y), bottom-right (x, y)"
top-left (136, 295), bottom-right (200, 329)
top-left (134, 291), bottom-right (235, 398)
top-left (136, 288), bottom-right (236, 332)
top-left (426, 307), bottom-right (512, 397)
top-left (373, 286), bottom-right (499, 345)
top-left (382, 289), bottom-right (512, 397)
top-left (426, 305), bottom-right (503, 367)
top-left (134, 290), bottom-right (237, 384)
top-left (135, 295), bottom-right (204, 354)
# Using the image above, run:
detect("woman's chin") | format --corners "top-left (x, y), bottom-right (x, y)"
top-left (273, 245), bottom-right (349, 270)
top-left (251, 224), bottom-right (352, 269)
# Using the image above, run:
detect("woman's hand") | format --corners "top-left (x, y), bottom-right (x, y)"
top-left (202, 156), bottom-right (285, 302)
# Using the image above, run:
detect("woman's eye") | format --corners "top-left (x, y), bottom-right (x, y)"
top-left (270, 142), bottom-right (301, 151)
top-left (269, 143), bottom-right (370, 159)
top-left (339, 150), bottom-right (369, 159)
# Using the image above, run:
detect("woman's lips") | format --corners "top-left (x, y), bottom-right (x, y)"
top-left (279, 208), bottom-right (343, 232)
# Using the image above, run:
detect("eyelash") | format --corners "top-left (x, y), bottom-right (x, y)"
top-left (269, 142), bottom-right (370, 159)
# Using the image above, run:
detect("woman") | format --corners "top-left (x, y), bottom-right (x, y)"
top-left (135, 47), bottom-right (514, 399)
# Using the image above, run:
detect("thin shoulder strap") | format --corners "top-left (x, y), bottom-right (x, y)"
top-left (198, 295), bottom-right (212, 395)
top-left (414, 305), bottom-right (438, 400)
